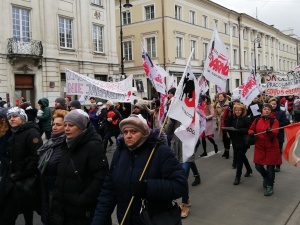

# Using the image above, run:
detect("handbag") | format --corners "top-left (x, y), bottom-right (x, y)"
top-left (243, 134), bottom-right (256, 147)
top-left (140, 199), bottom-right (181, 225)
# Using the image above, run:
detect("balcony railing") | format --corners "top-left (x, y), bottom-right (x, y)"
top-left (7, 37), bottom-right (43, 56)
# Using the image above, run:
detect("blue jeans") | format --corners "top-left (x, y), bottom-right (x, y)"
top-left (255, 164), bottom-right (275, 187)
top-left (181, 162), bottom-right (200, 203)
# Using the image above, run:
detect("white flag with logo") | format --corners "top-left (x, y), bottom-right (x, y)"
top-left (168, 50), bottom-right (200, 127)
top-left (198, 76), bottom-right (209, 95)
top-left (167, 75), bottom-right (175, 90)
top-left (240, 70), bottom-right (260, 106)
top-left (203, 27), bottom-right (230, 91)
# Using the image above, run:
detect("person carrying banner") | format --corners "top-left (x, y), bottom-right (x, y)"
top-left (215, 92), bottom-right (231, 159)
top-left (248, 103), bottom-right (281, 196)
top-left (268, 98), bottom-right (290, 172)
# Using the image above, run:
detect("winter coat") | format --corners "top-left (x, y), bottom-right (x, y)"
top-left (88, 108), bottom-right (99, 133)
top-left (51, 124), bottom-right (109, 225)
top-left (0, 122), bottom-right (42, 212)
top-left (37, 98), bottom-right (52, 132)
top-left (248, 116), bottom-right (282, 165)
top-left (91, 129), bottom-right (187, 225)
top-left (226, 107), bottom-right (252, 150)
top-left (38, 133), bottom-right (65, 225)
top-left (203, 104), bottom-right (215, 136)
top-left (271, 100), bottom-right (290, 143)
top-left (104, 106), bottom-right (121, 137)
top-left (215, 99), bottom-right (230, 137)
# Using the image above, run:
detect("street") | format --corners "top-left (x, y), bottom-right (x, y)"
top-left (16, 121), bottom-right (300, 225)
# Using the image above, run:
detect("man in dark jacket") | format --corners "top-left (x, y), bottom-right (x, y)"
top-left (92, 114), bottom-right (187, 225)
top-left (37, 98), bottom-right (52, 140)
top-left (0, 107), bottom-right (43, 225)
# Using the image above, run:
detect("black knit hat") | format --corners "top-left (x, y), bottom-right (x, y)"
top-left (55, 97), bottom-right (66, 106)
top-left (168, 87), bottom-right (176, 95)
top-left (69, 100), bottom-right (81, 109)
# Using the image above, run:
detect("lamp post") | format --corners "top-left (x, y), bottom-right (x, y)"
top-left (119, 0), bottom-right (132, 80)
top-left (253, 37), bottom-right (261, 76)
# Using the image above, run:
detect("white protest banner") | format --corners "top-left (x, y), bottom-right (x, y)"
top-left (240, 70), bottom-right (260, 106)
top-left (168, 49), bottom-right (200, 127)
top-left (167, 75), bottom-right (175, 91)
top-left (66, 69), bottom-right (133, 102)
top-left (198, 76), bottom-right (209, 95)
top-left (142, 46), bottom-right (167, 94)
top-left (203, 27), bottom-right (230, 91)
top-left (265, 71), bottom-right (300, 96)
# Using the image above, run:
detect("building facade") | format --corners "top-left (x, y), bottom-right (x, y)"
top-left (0, 0), bottom-right (119, 107)
top-left (116, 0), bottom-right (299, 99)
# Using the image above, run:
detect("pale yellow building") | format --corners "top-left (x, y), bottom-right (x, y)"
top-left (116, 0), bottom-right (299, 98)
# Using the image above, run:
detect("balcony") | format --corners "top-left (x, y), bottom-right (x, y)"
top-left (8, 37), bottom-right (43, 56)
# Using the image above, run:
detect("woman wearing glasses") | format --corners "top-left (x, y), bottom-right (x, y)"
top-left (225, 103), bottom-right (252, 185)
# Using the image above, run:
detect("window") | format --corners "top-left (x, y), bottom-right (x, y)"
top-left (146, 37), bottom-right (156, 58)
top-left (12, 7), bottom-right (30, 41)
top-left (189, 10), bottom-right (195, 24)
top-left (122, 10), bottom-right (131, 25)
top-left (203, 43), bottom-right (208, 60)
top-left (279, 59), bottom-right (281, 70)
top-left (93, 25), bottom-right (104, 52)
top-left (176, 37), bottom-right (183, 58)
top-left (282, 44), bottom-right (285, 51)
top-left (190, 40), bottom-right (197, 59)
top-left (233, 49), bottom-right (237, 64)
top-left (232, 26), bottom-right (236, 37)
top-left (265, 36), bottom-right (268, 46)
top-left (202, 15), bottom-right (207, 28)
top-left (214, 19), bottom-right (218, 29)
top-left (283, 60), bottom-right (285, 70)
top-left (250, 32), bottom-right (253, 41)
top-left (59, 17), bottom-right (73, 48)
top-left (123, 41), bottom-right (133, 60)
top-left (95, 75), bottom-right (107, 81)
top-left (224, 23), bottom-right (228, 34)
top-left (244, 50), bottom-right (247, 66)
top-left (145, 5), bottom-right (154, 20)
top-left (243, 29), bottom-right (247, 40)
top-left (175, 5), bottom-right (182, 20)
top-left (91, 0), bottom-right (102, 6)
top-left (235, 79), bottom-right (240, 88)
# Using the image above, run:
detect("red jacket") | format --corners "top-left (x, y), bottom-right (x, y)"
top-left (248, 116), bottom-right (282, 165)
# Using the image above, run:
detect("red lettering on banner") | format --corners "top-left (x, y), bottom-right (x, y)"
top-left (209, 54), bottom-right (229, 76)
top-left (241, 77), bottom-right (256, 97)
top-left (68, 83), bottom-right (83, 94)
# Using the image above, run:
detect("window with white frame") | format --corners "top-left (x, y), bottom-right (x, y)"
top-left (189, 10), bottom-right (196, 24)
top-left (265, 36), bottom-right (268, 46)
top-left (12, 7), bottom-right (30, 41)
top-left (202, 15), bottom-right (207, 28)
top-left (123, 41), bottom-right (133, 60)
top-left (235, 79), bottom-right (240, 88)
top-left (233, 49), bottom-right (237, 64)
top-left (214, 19), bottom-right (218, 29)
top-left (93, 25), bottom-right (104, 52)
top-left (91, 0), bottom-right (102, 6)
top-left (283, 44), bottom-right (285, 51)
top-left (176, 37), bottom-right (183, 58)
top-left (146, 37), bottom-right (156, 58)
top-left (175, 5), bottom-right (182, 20)
top-left (190, 40), bottom-right (197, 59)
top-left (122, 10), bottom-right (131, 25)
top-left (279, 59), bottom-right (281, 70)
top-left (145, 5), bottom-right (155, 20)
top-left (265, 55), bottom-right (268, 66)
top-left (250, 32), bottom-right (253, 41)
top-left (224, 23), bottom-right (228, 34)
top-left (244, 50), bottom-right (247, 66)
top-left (203, 42), bottom-right (208, 60)
top-left (283, 60), bottom-right (285, 70)
top-left (59, 17), bottom-right (73, 48)
top-left (232, 26), bottom-right (236, 37)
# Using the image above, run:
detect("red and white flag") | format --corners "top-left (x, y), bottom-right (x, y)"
top-left (168, 49), bottom-right (200, 127)
top-left (240, 70), bottom-right (260, 106)
top-left (167, 75), bottom-right (175, 91)
top-left (142, 46), bottom-right (167, 94)
top-left (203, 27), bottom-right (229, 91)
top-left (283, 123), bottom-right (300, 167)
top-left (159, 93), bottom-right (168, 126)
top-left (198, 76), bottom-right (209, 95)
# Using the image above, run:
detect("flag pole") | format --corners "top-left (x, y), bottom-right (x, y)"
top-left (120, 114), bottom-right (169, 225)
top-left (254, 122), bottom-right (300, 136)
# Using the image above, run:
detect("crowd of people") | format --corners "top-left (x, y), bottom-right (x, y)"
top-left (0, 91), bottom-right (297, 224)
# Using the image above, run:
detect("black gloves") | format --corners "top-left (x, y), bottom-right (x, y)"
top-left (266, 128), bottom-right (272, 134)
top-left (131, 180), bottom-right (148, 198)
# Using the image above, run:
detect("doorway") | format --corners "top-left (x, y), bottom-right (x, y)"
top-left (15, 74), bottom-right (35, 107)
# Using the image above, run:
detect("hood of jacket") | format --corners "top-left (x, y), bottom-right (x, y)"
top-left (38, 98), bottom-right (49, 108)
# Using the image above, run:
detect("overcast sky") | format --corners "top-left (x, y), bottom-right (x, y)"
top-left (211, 0), bottom-right (300, 36)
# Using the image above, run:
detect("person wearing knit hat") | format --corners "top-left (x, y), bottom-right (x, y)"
top-left (55, 97), bottom-right (66, 110)
top-left (64, 109), bottom-right (89, 139)
top-left (262, 103), bottom-right (272, 111)
top-left (7, 107), bottom-right (28, 124)
top-left (69, 100), bottom-right (81, 110)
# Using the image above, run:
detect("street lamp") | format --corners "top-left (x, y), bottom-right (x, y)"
top-left (253, 37), bottom-right (262, 76)
top-left (119, 0), bottom-right (132, 80)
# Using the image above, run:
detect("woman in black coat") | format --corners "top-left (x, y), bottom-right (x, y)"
top-left (92, 115), bottom-right (187, 225)
top-left (51, 109), bottom-right (109, 225)
top-left (0, 107), bottom-right (43, 225)
top-left (225, 103), bottom-right (252, 185)
top-left (38, 110), bottom-right (68, 225)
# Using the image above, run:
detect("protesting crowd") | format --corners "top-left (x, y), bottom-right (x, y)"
top-left (0, 88), bottom-right (298, 225)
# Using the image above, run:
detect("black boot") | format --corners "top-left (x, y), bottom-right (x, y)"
top-left (200, 152), bottom-right (207, 157)
top-left (214, 144), bottom-right (219, 153)
top-left (192, 175), bottom-right (201, 186)
top-left (244, 169), bottom-right (253, 177)
top-left (233, 177), bottom-right (240, 185)
top-left (222, 150), bottom-right (227, 157)
top-left (224, 150), bottom-right (229, 159)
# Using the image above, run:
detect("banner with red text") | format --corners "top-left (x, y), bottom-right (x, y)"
top-left (265, 71), bottom-right (300, 96)
top-left (240, 70), bottom-right (260, 106)
top-left (65, 69), bottom-right (133, 102)
top-left (203, 27), bottom-right (230, 91)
